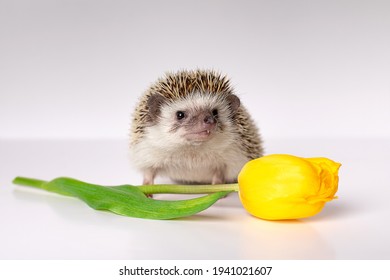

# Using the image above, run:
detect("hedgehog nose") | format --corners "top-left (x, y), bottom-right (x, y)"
top-left (203, 115), bottom-right (215, 124)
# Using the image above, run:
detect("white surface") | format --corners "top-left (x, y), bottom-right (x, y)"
top-left (1, 138), bottom-right (390, 260)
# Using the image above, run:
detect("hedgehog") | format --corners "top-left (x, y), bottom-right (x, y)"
top-left (129, 69), bottom-right (263, 185)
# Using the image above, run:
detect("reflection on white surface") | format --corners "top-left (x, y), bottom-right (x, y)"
top-left (1, 139), bottom-right (390, 259)
top-left (239, 219), bottom-right (334, 259)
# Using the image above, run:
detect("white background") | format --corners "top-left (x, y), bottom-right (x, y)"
top-left (1, 0), bottom-right (389, 139)
top-left (1, 0), bottom-right (390, 261)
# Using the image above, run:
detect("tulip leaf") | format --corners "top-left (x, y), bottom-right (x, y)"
top-left (12, 177), bottom-right (230, 220)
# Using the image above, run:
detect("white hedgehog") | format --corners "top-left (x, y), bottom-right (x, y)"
top-left (130, 69), bottom-right (263, 185)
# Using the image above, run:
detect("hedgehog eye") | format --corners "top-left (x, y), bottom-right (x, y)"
top-left (212, 109), bottom-right (218, 117)
top-left (176, 111), bottom-right (186, 120)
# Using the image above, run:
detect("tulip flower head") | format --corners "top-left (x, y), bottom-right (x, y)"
top-left (238, 154), bottom-right (341, 220)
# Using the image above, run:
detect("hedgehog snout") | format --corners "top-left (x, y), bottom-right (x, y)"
top-left (200, 112), bottom-right (217, 132)
top-left (202, 122), bottom-right (215, 133)
top-left (203, 115), bottom-right (215, 125)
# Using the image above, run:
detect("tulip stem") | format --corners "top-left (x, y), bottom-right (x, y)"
top-left (138, 183), bottom-right (239, 195)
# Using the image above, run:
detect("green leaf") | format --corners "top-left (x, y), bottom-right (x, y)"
top-left (12, 177), bottom-right (230, 220)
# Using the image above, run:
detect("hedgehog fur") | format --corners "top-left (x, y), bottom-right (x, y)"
top-left (130, 69), bottom-right (263, 184)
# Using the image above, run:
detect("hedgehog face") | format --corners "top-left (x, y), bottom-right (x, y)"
top-left (147, 92), bottom-right (240, 146)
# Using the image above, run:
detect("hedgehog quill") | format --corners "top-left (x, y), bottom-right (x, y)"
top-left (130, 70), bottom-right (264, 185)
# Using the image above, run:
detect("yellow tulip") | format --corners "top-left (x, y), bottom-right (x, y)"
top-left (238, 154), bottom-right (341, 220)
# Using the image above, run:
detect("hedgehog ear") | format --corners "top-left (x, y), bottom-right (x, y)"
top-left (227, 94), bottom-right (240, 113)
top-left (147, 94), bottom-right (166, 122)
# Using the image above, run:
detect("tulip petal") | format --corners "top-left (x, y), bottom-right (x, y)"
top-left (238, 154), bottom-right (341, 220)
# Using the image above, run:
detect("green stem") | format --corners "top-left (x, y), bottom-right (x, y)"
top-left (13, 177), bottom-right (47, 188)
top-left (13, 176), bottom-right (240, 196)
top-left (138, 183), bottom-right (239, 195)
